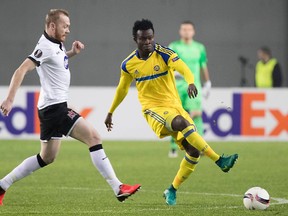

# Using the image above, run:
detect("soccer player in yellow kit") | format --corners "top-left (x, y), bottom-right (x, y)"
top-left (105, 19), bottom-right (238, 206)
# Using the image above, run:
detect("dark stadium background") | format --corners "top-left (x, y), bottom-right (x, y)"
top-left (0, 0), bottom-right (287, 87)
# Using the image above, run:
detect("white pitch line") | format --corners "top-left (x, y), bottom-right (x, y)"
top-left (57, 186), bottom-right (288, 206)
top-left (271, 197), bottom-right (288, 205)
top-left (3, 187), bottom-right (288, 214)
top-left (177, 191), bottom-right (288, 206)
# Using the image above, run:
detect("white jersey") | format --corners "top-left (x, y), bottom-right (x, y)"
top-left (29, 31), bottom-right (70, 110)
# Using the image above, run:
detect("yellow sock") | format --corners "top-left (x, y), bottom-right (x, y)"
top-left (182, 125), bottom-right (220, 162)
top-left (172, 154), bottom-right (199, 190)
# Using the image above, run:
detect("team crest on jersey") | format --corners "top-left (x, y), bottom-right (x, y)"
top-left (154, 65), bottom-right (160, 71)
top-left (64, 56), bottom-right (69, 69)
top-left (134, 70), bottom-right (139, 75)
top-left (164, 111), bottom-right (169, 115)
top-left (34, 49), bottom-right (42, 58)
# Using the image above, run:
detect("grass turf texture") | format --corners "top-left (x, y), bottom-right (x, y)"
top-left (0, 140), bottom-right (287, 215)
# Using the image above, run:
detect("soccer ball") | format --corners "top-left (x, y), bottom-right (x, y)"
top-left (243, 187), bottom-right (270, 210)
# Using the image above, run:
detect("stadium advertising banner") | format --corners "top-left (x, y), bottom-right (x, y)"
top-left (0, 87), bottom-right (287, 141)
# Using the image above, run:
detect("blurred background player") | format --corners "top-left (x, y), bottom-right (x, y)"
top-left (105, 19), bottom-right (238, 206)
top-left (168, 21), bottom-right (211, 158)
top-left (255, 46), bottom-right (282, 88)
top-left (0, 9), bottom-right (140, 206)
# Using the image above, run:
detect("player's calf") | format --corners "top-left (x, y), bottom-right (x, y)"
top-left (181, 139), bottom-right (200, 158)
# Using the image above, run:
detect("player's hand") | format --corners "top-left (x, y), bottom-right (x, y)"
top-left (0, 99), bottom-right (13, 116)
top-left (202, 80), bottom-right (212, 99)
top-left (71, 40), bottom-right (85, 55)
top-left (187, 84), bottom-right (198, 98)
top-left (105, 113), bottom-right (114, 132)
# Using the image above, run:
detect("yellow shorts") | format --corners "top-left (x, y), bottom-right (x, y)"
top-left (143, 106), bottom-right (195, 149)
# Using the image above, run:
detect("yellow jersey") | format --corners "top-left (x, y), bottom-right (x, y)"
top-left (109, 43), bottom-right (195, 112)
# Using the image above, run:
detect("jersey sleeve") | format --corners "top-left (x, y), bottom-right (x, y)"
top-left (168, 53), bottom-right (194, 84)
top-left (108, 69), bottom-right (133, 113)
top-left (199, 44), bottom-right (208, 69)
top-left (28, 42), bottom-right (53, 67)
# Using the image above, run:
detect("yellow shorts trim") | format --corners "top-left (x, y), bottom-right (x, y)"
top-left (143, 106), bottom-right (195, 150)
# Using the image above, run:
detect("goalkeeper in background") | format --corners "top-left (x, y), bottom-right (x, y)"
top-left (168, 21), bottom-right (211, 158)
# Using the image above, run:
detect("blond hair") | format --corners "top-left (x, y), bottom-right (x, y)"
top-left (45, 9), bottom-right (69, 28)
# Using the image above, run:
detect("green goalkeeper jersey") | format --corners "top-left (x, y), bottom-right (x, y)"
top-left (169, 40), bottom-right (207, 91)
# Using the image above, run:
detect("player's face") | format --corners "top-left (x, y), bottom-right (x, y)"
top-left (135, 29), bottom-right (155, 53)
top-left (55, 14), bottom-right (70, 42)
top-left (179, 24), bottom-right (195, 41)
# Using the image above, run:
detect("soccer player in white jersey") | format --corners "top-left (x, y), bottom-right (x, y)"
top-left (0, 9), bottom-right (140, 205)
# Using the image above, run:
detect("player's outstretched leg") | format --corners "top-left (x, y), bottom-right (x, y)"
top-left (0, 140), bottom-right (60, 205)
top-left (70, 118), bottom-right (141, 202)
top-left (171, 115), bottom-right (238, 172)
top-left (0, 155), bottom-right (48, 206)
top-left (163, 154), bottom-right (199, 205)
top-left (89, 144), bottom-right (141, 202)
top-left (168, 138), bottom-right (178, 158)
top-left (184, 130), bottom-right (238, 172)
top-left (164, 141), bottom-right (200, 205)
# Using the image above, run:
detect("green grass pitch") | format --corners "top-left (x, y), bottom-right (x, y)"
top-left (0, 140), bottom-right (287, 215)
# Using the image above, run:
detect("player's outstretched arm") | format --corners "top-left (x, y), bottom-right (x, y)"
top-left (0, 59), bottom-right (36, 116)
top-left (66, 40), bottom-right (85, 58)
top-left (172, 57), bottom-right (194, 84)
top-left (104, 71), bottom-right (133, 131)
top-left (169, 54), bottom-right (197, 98)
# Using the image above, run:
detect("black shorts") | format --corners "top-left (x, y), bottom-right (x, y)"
top-left (38, 102), bottom-right (81, 142)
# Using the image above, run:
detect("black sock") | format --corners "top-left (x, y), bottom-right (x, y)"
top-left (37, 154), bottom-right (47, 168)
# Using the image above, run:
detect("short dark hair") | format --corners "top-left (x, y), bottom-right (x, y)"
top-left (181, 20), bottom-right (195, 28)
top-left (259, 46), bottom-right (272, 57)
top-left (133, 19), bottom-right (154, 39)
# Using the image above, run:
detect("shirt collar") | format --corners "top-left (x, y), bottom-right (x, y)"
top-left (44, 31), bottom-right (63, 50)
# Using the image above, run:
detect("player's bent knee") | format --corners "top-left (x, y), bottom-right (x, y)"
top-left (171, 115), bottom-right (190, 131)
